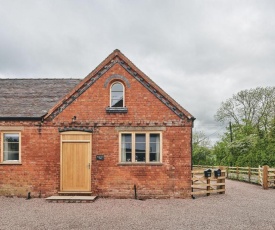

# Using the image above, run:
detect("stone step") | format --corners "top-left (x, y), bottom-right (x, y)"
top-left (46, 196), bottom-right (97, 203)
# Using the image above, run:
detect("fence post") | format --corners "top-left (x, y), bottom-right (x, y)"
top-left (248, 167), bottom-right (251, 183)
top-left (226, 166), bottom-right (229, 178)
top-left (237, 166), bottom-right (239, 180)
top-left (262, 165), bottom-right (269, 189)
top-left (219, 166), bottom-right (225, 194)
top-left (258, 165), bottom-right (261, 185)
top-left (206, 177), bottom-right (211, 196)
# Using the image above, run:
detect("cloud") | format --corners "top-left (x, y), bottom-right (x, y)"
top-left (1, 0), bottom-right (275, 144)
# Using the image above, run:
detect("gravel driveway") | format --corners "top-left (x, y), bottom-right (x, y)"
top-left (0, 180), bottom-right (274, 230)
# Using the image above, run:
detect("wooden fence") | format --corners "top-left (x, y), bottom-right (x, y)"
top-left (193, 165), bottom-right (275, 189)
top-left (259, 166), bottom-right (275, 189)
top-left (191, 167), bottom-right (226, 196)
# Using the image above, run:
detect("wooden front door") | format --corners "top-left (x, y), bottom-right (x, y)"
top-left (61, 132), bottom-right (91, 192)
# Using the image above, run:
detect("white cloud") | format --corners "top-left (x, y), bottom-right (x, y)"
top-left (1, 0), bottom-right (275, 144)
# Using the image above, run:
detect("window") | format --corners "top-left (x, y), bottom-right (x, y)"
top-left (1, 132), bottom-right (21, 163)
top-left (120, 132), bottom-right (162, 163)
top-left (106, 81), bottom-right (127, 113)
top-left (110, 82), bottom-right (124, 107)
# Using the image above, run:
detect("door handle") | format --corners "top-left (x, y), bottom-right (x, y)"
top-left (88, 163), bottom-right (90, 169)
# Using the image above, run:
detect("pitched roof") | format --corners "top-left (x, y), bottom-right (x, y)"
top-left (46, 49), bottom-right (195, 121)
top-left (0, 50), bottom-right (194, 121)
top-left (0, 79), bottom-right (81, 118)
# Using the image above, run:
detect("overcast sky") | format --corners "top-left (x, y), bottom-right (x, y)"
top-left (1, 0), bottom-right (275, 145)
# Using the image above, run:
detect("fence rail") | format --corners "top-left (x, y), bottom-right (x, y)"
top-left (193, 165), bottom-right (275, 189)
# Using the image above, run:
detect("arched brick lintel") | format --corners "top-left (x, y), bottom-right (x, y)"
top-left (103, 74), bottom-right (131, 88)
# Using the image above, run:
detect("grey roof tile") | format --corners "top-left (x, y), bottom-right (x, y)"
top-left (0, 79), bottom-right (81, 117)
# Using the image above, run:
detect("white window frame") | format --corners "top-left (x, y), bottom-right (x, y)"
top-left (119, 131), bottom-right (162, 164)
top-left (1, 131), bottom-right (21, 164)
top-left (110, 81), bottom-right (125, 107)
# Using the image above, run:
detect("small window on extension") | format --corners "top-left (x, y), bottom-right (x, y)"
top-left (1, 132), bottom-right (21, 164)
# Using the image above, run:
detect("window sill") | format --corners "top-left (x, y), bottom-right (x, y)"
top-left (106, 107), bottom-right (128, 113)
top-left (118, 162), bottom-right (163, 166)
top-left (0, 162), bottom-right (22, 165)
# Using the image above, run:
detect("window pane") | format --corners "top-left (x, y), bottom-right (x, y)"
top-left (125, 153), bottom-right (132, 162)
top-left (135, 143), bottom-right (145, 152)
top-left (3, 133), bottom-right (20, 161)
top-left (112, 83), bottom-right (123, 91)
top-left (150, 143), bottom-right (157, 153)
top-left (150, 134), bottom-right (159, 143)
top-left (111, 99), bottom-right (123, 107)
top-left (7, 143), bottom-right (19, 151)
top-left (136, 134), bottom-right (145, 142)
top-left (150, 153), bottom-right (156, 161)
top-left (135, 134), bottom-right (145, 162)
top-left (150, 134), bottom-right (160, 162)
top-left (121, 134), bottom-right (132, 162)
top-left (4, 151), bottom-right (19, 161)
top-left (4, 134), bottom-right (19, 142)
top-left (123, 134), bottom-right (131, 142)
top-left (135, 153), bottom-right (145, 162)
top-left (3, 151), bottom-right (8, 161)
top-left (125, 143), bottom-right (131, 150)
top-left (111, 83), bottom-right (123, 107)
top-left (112, 91), bottom-right (123, 99)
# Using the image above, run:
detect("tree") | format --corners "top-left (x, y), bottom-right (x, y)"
top-left (215, 87), bottom-right (275, 135)
top-left (192, 131), bottom-right (215, 165)
top-left (215, 87), bottom-right (275, 167)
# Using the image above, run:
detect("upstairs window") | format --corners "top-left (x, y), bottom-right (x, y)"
top-left (111, 82), bottom-right (124, 107)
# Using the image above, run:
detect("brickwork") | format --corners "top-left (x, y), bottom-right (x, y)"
top-left (0, 124), bottom-right (60, 197)
top-left (92, 126), bottom-right (191, 198)
top-left (0, 51), bottom-right (193, 198)
top-left (0, 122), bottom-right (191, 198)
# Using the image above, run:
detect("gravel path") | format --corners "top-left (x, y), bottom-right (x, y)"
top-left (0, 180), bottom-right (274, 230)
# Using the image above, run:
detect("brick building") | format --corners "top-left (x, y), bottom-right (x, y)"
top-left (0, 50), bottom-right (195, 198)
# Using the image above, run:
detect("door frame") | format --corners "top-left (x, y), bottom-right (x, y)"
top-left (60, 131), bottom-right (92, 192)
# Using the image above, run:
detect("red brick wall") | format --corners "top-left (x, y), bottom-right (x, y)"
top-left (0, 124), bottom-right (60, 197)
top-left (0, 63), bottom-right (193, 198)
top-left (53, 63), bottom-right (185, 123)
top-left (91, 126), bottom-right (191, 198)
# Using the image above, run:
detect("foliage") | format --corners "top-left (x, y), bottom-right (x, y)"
top-left (192, 131), bottom-right (215, 165)
top-left (213, 87), bottom-right (275, 167)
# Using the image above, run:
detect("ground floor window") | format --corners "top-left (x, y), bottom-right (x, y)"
top-left (1, 132), bottom-right (21, 163)
top-left (120, 132), bottom-right (162, 163)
